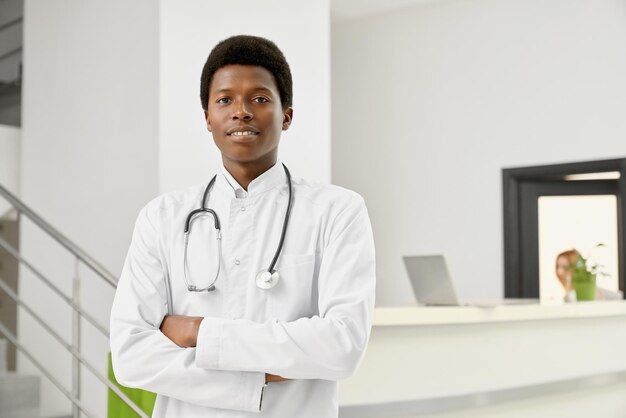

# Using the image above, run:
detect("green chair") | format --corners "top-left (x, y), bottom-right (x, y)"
top-left (107, 353), bottom-right (157, 418)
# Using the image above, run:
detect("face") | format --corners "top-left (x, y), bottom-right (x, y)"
top-left (204, 64), bottom-right (293, 170)
top-left (555, 255), bottom-right (572, 287)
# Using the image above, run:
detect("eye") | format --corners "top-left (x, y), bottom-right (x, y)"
top-left (253, 96), bottom-right (270, 103)
top-left (216, 97), bottom-right (231, 104)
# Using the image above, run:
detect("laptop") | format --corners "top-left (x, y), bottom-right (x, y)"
top-left (402, 255), bottom-right (536, 307)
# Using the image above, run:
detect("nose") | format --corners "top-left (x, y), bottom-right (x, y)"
top-left (232, 100), bottom-right (253, 121)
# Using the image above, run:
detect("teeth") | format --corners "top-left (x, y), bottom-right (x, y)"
top-left (231, 131), bottom-right (256, 136)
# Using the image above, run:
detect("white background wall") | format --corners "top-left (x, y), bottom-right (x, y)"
top-left (19, 0), bottom-right (331, 415)
top-left (158, 0), bottom-right (331, 193)
top-left (0, 125), bottom-right (20, 216)
top-left (20, 0), bottom-right (160, 414)
top-left (332, 0), bottom-right (626, 306)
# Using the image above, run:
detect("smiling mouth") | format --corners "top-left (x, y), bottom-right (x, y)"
top-left (228, 131), bottom-right (259, 136)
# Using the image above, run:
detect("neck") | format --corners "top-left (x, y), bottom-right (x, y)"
top-left (223, 156), bottom-right (277, 191)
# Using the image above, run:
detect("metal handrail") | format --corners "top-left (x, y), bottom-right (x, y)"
top-left (0, 183), bottom-right (118, 287)
top-left (0, 184), bottom-right (149, 416)
top-left (0, 322), bottom-right (95, 418)
top-left (0, 277), bottom-right (150, 418)
top-left (0, 235), bottom-right (109, 337)
top-left (0, 17), bottom-right (22, 32)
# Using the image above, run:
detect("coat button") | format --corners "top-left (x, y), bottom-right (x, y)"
top-left (235, 259), bottom-right (241, 266)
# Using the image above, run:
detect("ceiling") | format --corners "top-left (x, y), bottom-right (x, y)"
top-left (330, 0), bottom-right (441, 21)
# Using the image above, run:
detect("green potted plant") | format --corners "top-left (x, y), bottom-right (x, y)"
top-left (570, 244), bottom-right (608, 301)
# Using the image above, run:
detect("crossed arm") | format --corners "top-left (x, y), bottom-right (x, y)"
top-left (159, 315), bottom-right (288, 383)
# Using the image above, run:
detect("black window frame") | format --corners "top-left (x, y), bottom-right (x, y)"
top-left (503, 158), bottom-right (626, 298)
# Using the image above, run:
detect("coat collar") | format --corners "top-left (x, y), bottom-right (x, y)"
top-left (215, 160), bottom-right (286, 198)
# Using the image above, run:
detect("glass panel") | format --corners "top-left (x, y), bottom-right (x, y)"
top-left (538, 195), bottom-right (619, 304)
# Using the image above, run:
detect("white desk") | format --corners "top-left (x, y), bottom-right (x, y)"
top-left (338, 302), bottom-right (626, 418)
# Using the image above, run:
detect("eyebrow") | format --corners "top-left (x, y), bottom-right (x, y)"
top-left (213, 87), bottom-right (274, 94)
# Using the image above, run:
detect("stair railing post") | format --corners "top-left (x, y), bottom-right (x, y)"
top-left (72, 258), bottom-right (81, 418)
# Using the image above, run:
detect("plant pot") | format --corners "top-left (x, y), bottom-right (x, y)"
top-left (573, 280), bottom-right (596, 301)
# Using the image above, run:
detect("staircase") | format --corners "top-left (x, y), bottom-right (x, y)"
top-left (0, 338), bottom-right (41, 418)
top-left (0, 343), bottom-right (72, 418)
top-left (0, 3), bottom-right (34, 412)
top-left (0, 184), bottom-right (149, 417)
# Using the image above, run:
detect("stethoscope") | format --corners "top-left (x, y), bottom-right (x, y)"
top-left (182, 163), bottom-right (293, 292)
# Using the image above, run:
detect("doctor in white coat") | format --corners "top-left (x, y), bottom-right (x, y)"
top-left (110, 35), bottom-right (376, 418)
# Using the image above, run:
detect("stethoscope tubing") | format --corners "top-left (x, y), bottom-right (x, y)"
top-left (268, 164), bottom-right (292, 274)
top-left (182, 163), bottom-right (292, 293)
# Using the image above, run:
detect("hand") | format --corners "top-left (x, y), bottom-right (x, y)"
top-left (265, 373), bottom-right (289, 383)
top-left (160, 315), bottom-right (203, 348)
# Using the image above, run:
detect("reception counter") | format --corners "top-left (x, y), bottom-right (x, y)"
top-left (338, 302), bottom-right (626, 418)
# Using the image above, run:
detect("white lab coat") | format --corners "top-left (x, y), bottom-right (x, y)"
top-left (110, 161), bottom-right (376, 417)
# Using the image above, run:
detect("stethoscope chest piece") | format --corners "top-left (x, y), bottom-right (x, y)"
top-left (256, 270), bottom-right (280, 290)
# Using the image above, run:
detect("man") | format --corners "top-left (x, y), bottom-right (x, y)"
top-left (110, 35), bottom-right (376, 417)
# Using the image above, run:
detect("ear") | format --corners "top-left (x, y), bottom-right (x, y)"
top-left (204, 110), bottom-right (212, 132)
top-left (282, 107), bottom-right (293, 131)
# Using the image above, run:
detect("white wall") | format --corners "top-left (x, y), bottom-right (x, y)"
top-left (0, 125), bottom-right (20, 217)
top-left (159, 0), bottom-right (331, 193)
top-left (332, 0), bottom-right (626, 306)
top-left (21, 0), bottom-right (159, 414)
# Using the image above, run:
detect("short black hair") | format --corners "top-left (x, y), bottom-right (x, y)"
top-left (200, 35), bottom-right (293, 111)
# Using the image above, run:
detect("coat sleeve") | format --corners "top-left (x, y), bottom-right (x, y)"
top-left (195, 195), bottom-right (376, 380)
top-left (110, 204), bottom-right (266, 412)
